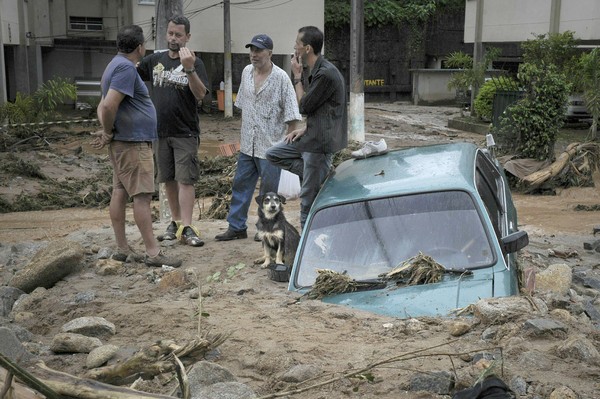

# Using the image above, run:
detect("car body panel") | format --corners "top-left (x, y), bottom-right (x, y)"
top-left (289, 142), bottom-right (526, 318)
top-left (566, 94), bottom-right (591, 121)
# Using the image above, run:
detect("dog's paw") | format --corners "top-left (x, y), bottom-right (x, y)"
top-left (254, 257), bottom-right (265, 265)
top-left (260, 261), bottom-right (270, 269)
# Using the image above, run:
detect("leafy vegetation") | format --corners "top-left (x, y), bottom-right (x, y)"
top-left (325, 0), bottom-right (463, 28)
top-left (498, 63), bottom-right (570, 160)
top-left (0, 77), bottom-right (76, 128)
top-left (473, 76), bottom-right (520, 122)
top-left (493, 32), bottom-right (579, 160)
top-left (445, 48), bottom-right (501, 115)
top-left (578, 48), bottom-right (600, 140)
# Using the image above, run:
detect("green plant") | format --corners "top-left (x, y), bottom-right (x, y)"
top-left (325, 0), bottom-right (463, 29)
top-left (578, 48), bottom-right (600, 140)
top-left (446, 48), bottom-right (501, 114)
top-left (0, 77), bottom-right (76, 126)
top-left (498, 63), bottom-right (571, 160)
top-left (521, 31), bottom-right (580, 87)
top-left (473, 76), bottom-right (520, 122)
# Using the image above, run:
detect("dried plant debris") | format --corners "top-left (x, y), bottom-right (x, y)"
top-left (383, 252), bottom-right (447, 286)
top-left (305, 269), bottom-right (380, 300)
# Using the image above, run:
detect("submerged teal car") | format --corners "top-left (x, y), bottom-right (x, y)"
top-left (289, 142), bottom-right (528, 318)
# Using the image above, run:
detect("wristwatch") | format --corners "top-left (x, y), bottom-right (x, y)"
top-left (185, 68), bottom-right (196, 75)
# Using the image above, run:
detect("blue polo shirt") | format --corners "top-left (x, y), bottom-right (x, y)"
top-left (101, 54), bottom-right (157, 142)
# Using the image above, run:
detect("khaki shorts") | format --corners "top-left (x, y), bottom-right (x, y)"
top-left (154, 136), bottom-right (200, 185)
top-left (108, 141), bottom-right (155, 197)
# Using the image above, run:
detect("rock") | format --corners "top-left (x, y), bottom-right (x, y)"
top-left (510, 375), bottom-right (528, 396)
top-left (549, 385), bottom-right (578, 399)
top-left (72, 291), bottom-right (96, 304)
top-left (192, 382), bottom-right (256, 399)
top-left (96, 247), bottom-right (112, 259)
top-left (535, 264), bottom-right (572, 295)
top-left (188, 361), bottom-right (237, 388)
top-left (522, 318), bottom-right (568, 337)
top-left (582, 300), bottom-right (600, 325)
top-left (8, 240), bottom-right (84, 293)
top-left (0, 327), bottom-right (36, 364)
top-left (409, 371), bottom-right (454, 394)
top-left (448, 321), bottom-right (471, 337)
top-left (555, 336), bottom-right (600, 362)
top-left (0, 286), bottom-right (25, 317)
top-left (50, 332), bottom-right (102, 353)
top-left (280, 364), bottom-right (322, 383)
top-left (96, 258), bottom-right (124, 276)
top-left (481, 326), bottom-right (499, 341)
top-left (86, 344), bottom-right (119, 369)
top-left (11, 287), bottom-right (46, 313)
top-left (61, 316), bottom-right (116, 338)
top-left (474, 296), bottom-right (547, 324)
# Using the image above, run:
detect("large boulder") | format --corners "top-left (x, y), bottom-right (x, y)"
top-left (9, 240), bottom-right (84, 293)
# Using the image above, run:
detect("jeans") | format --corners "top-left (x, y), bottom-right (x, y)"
top-left (227, 152), bottom-right (281, 232)
top-left (266, 143), bottom-right (332, 227)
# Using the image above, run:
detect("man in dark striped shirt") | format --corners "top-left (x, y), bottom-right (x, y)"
top-left (266, 26), bottom-right (348, 229)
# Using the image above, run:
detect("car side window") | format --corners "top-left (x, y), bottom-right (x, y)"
top-left (475, 152), bottom-right (506, 240)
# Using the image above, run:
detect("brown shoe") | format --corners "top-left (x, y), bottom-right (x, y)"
top-left (144, 251), bottom-right (182, 268)
top-left (112, 246), bottom-right (144, 262)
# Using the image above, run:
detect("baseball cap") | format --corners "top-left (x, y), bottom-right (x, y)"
top-left (245, 34), bottom-right (273, 50)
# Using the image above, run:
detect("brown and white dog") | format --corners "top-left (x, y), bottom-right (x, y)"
top-left (254, 192), bottom-right (300, 268)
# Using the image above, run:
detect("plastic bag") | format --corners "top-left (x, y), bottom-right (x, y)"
top-left (277, 169), bottom-right (301, 200)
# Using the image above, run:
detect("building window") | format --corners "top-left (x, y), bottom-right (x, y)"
top-left (69, 17), bottom-right (103, 32)
top-left (138, 0), bottom-right (155, 4)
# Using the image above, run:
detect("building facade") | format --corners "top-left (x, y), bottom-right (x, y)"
top-left (0, 0), bottom-right (323, 105)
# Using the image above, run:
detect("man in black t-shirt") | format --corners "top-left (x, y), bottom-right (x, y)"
top-left (138, 15), bottom-right (209, 247)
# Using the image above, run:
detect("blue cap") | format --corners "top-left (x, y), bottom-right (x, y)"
top-left (245, 34), bottom-right (273, 50)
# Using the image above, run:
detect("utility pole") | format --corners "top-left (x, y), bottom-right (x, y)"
top-left (155, 0), bottom-right (183, 222)
top-left (471, 0), bottom-right (484, 111)
top-left (0, 0), bottom-right (7, 105)
top-left (223, 0), bottom-right (233, 118)
top-left (156, 0), bottom-right (182, 49)
top-left (349, 0), bottom-right (365, 141)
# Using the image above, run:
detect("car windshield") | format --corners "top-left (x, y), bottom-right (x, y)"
top-left (295, 190), bottom-right (495, 288)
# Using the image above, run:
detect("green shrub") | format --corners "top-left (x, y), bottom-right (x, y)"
top-left (474, 76), bottom-right (519, 122)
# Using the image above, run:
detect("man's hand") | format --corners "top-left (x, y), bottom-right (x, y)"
top-left (90, 130), bottom-right (113, 150)
top-left (179, 47), bottom-right (195, 71)
top-left (284, 126), bottom-right (306, 144)
top-left (291, 53), bottom-right (302, 78)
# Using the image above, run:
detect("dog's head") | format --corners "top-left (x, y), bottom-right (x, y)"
top-left (256, 192), bottom-right (286, 218)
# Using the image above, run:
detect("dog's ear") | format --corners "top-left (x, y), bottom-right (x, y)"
top-left (278, 194), bottom-right (286, 204)
top-left (255, 195), bottom-right (263, 205)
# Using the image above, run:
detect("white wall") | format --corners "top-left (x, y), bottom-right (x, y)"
top-left (464, 0), bottom-right (600, 43)
top-left (134, 0), bottom-right (324, 55)
top-left (1, 0), bottom-right (22, 45)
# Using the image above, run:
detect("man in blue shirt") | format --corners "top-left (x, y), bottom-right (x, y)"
top-left (92, 24), bottom-right (181, 268)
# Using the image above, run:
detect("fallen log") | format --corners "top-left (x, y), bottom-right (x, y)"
top-left (34, 363), bottom-right (176, 399)
top-left (522, 142), bottom-right (599, 189)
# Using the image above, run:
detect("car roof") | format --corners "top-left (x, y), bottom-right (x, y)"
top-left (315, 142), bottom-right (481, 209)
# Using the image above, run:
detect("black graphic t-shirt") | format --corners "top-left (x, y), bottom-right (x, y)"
top-left (138, 51), bottom-right (209, 138)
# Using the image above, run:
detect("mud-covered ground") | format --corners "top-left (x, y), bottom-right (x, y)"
top-left (1, 103), bottom-right (599, 398)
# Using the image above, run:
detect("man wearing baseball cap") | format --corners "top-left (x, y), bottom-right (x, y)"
top-left (215, 34), bottom-right (301, 242)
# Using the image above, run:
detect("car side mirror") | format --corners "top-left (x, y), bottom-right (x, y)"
top-left (501, 230), bottom-right (529, 254)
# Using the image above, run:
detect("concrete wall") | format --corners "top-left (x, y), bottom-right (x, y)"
top-left (411, 69), bottom-right (458, 105)
top-left (176, 0), bottom-right (323, 55)
top-left (464, 0), bottom-right (600, 43)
